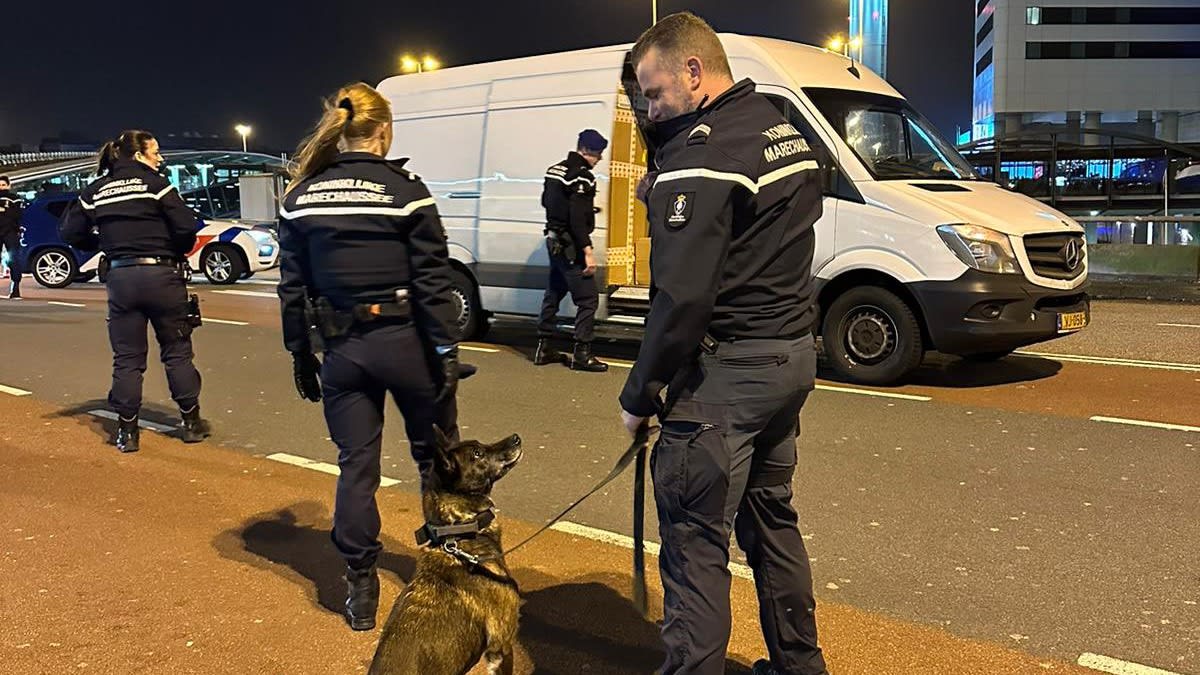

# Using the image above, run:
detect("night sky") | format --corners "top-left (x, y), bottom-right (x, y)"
top-left (2, 1), bottom-right (973, 153)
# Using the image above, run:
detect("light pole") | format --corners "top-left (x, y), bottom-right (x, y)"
top-left (652, 0), bottom-right (657, 24)
top-left (235, 124), bottom-right (252, 153)
top-left (401, 54), bottom-right (441, 74)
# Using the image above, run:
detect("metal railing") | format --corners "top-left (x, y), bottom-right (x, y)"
top-left (0, 151), bottom-right (94, 169)
top-left (1072, 216), bottom-right (1200, 246)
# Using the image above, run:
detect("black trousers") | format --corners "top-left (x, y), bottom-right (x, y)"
top-left (319, 323), bottom-right (459, 569)
top-left (536, 246), bottom-right (598, 344)
top-left (1, 231), bottom-right (21, 284)
top-left (652, 335), bottom-right (827, 675)
top-left (105, 265), bottom-right (201, 419)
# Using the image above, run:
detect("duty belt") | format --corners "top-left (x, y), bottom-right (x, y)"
top-left (109, 256), bottom-right (181, 269)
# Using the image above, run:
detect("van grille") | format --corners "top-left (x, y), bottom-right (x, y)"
top-left (1023, 233), bottom-right (1086, 280)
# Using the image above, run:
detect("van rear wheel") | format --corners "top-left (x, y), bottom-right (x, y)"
top-left (449, 268), bottom-right (487, 340)
top-left (821, 286), bottom-right (924, 386)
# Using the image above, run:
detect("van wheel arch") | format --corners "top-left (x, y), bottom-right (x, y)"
top-left (817, 270), bottom-right (929, 385)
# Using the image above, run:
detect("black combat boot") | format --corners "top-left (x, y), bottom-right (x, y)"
top-left (532, 337), bottom-right (564, 366)
top-left (115, 416), bottom-right (140, 453)
top-left (570, 342), bottom-right (609, 372)
top-left (6, 280), bottom-right (20, 300)
top-left (345, 564), bottom-right (380, 631)
top-left (179, 406), bottom-right (212, 443)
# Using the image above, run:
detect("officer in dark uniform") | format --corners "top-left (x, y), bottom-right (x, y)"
top-left (277, 83), bottom-right (464, 632)
top-left (533, 129), bottom-right (609, 372)
top-left (0, 175), bottom-right (23, 300)
top-left (618, 14), bottom-right (829, 675)
top-left (60, 131), bottom-right (210, 453)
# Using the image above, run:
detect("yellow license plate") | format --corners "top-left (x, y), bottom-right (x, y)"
top-left (1058, 311), bottom-right (1089, 333)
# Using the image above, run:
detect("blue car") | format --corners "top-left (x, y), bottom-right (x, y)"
top-left (18, 191), bottom-right (279, 288)
top-left (16, 192), bottom-right (95, 288)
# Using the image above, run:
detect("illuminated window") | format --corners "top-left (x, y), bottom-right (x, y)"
top-left (1027, 7), bottom-right (1042, 24)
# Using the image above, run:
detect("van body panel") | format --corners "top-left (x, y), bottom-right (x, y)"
top-left (377, 32), bottom-right (1090, 376)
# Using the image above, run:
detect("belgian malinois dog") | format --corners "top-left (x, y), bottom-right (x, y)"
top-left (369, 428), bottom-right (523, 675)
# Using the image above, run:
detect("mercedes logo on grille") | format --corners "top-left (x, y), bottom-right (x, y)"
top-left (1061, 239), bottom-right (1082, 271)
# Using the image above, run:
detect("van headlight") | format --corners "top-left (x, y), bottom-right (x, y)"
top-left (937, 224), bottom-right (1020, 275)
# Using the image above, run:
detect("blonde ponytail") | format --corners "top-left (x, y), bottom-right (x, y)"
top-left (286, 82), bottom-right (392, 194)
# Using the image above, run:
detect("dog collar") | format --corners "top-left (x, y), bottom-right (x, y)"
top-left (415, 508), bottom-right (496, 548)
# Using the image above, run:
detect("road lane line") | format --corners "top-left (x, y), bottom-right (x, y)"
top-left (211, 290), bottom-right (277, 298)
top-left (552, 521), bottom-right (753, 580)
top-left (1077, 652), bottom-right (1182, 675)
top-left (0, 384), bottom-right (32, 396)
top-left (815, 384), bottom-right (932, 402)
top-left (47, 301), bottom-right (86, 308)
top-left (460, 345), bottom-right (500, 353)
top-left (266, 452), bottom-right (400, 487)
top-left (87, 410), bottom-right (176, 434)
top-left (1014, 351), bottom-right (1200, 373)
top-left (1090, 416), bottom-right (1200, 433)
top-left (202, 318), bottom-right (250, 326)
top-left (1157, 323), bottom-right (1200, 329)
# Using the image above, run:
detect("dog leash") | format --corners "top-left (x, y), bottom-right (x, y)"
top-left (505, 424), bottom-right (658, 616)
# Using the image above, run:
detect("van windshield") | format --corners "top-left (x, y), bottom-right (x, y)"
top-left (804, 87), bottom-right (978, 181)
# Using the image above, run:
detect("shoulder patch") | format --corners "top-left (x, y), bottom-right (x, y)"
top-left (686, 124), bottom-right (711, 146)
top-left (665, 192), bottom-right (694, 230)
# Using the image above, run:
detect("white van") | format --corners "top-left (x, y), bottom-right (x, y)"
top-left (377, 33), bottom-right (1089, 385)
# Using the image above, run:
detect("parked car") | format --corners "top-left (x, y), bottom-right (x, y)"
top-left (19, 192), bottom-right (279, 288)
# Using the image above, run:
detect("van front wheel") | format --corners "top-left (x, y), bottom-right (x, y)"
top-left (821, 286), bottom-right (924, 386)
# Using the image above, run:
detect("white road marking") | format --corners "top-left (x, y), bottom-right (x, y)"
top-left (212, 290), bottom-right (277, 299)
top-left (87, 410), bottom-right (176, 434)
top-left (47, 301), bottom-right (86, 308)
top-left (202, 318), bottom-right (249, 326)
top-left (1157, 323), bottom-right (1200, 329)
top-left (1077, 652), bottom-right (1183, 675)
top-left (265, 452), bottom-right (400, 488)
top-left (815, 384), bottom-right (932, 402)
top-left (0, 384), bottom-right (32, 396)
top-left (1014, 351), bottom-right (1200, 373)
top-left (242, 279), bottom-right (279, 286)
top-left (551, 521), bottom-right (753, 580)
top-left (1090, 416), bottom-right (1200, 433)
top-left (460, 345), bottom-right (500, 353)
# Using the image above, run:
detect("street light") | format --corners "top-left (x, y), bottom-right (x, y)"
top-left (827, 36), bottom-right (845, 54)
top-left (401, 54), bottom-right (441, 74)
top-left (234, 124), bottom-right (252, 152)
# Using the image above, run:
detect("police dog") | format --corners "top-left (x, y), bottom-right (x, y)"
top-left (369, 428), bottom-right (523, 675)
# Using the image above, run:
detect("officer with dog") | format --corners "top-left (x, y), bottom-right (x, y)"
top-left (532, 129), bottom-right (609, 372)
top-left (60, 130), bottom-right (211, 453)
top-left (618, 13), bottom-right (830, 675)
top-left (277, 82), bottom-right (467, 632)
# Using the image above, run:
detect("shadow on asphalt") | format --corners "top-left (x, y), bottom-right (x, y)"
top-left (210, 501), bottom-right (756, 673)
top-left (49, 399), bottom-right (186, 444)
top-left (481, 320), bottom-right (1064, 390)
top-left (212, 501), bottom-right (416, 616)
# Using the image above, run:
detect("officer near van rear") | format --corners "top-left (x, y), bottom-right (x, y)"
top-left (60, 130), bottom-right (211, 453)
top-left (532, 129), bottom-right (609, 372)
top-left (277, 83), bottom-right (466, 632)
top-left (619, 13), bottom-right (829, 675)
top-left (0, 175), bottom-right (24, 300)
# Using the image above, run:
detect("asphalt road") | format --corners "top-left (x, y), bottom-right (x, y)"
top-left (1, 273), bottom-right (1197, 674)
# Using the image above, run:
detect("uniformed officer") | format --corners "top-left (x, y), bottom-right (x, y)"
top-left (618, 14), bottom-right (829, 675)
top-left (0, 175), bottom-right (23, 300)
top-left (277, 82), bottom-right (464, 632)
top-left (60, 131), bottom-right (211, 453)
top-left (532, 129), bottom-right (609, 372)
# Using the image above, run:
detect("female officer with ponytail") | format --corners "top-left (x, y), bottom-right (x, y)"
top-left (276, 82), bottom-right (465, 631)
top-left (61, 131), bottom-right (211, 453)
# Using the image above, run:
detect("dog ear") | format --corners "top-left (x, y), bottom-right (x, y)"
top-left (432, 424), bottom-right (452, 451)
